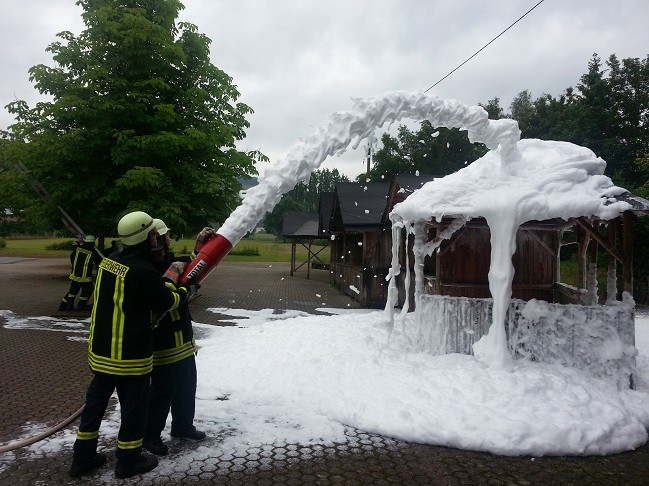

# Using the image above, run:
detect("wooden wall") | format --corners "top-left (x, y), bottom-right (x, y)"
top-left (435, 224), bottom-right (559, 302)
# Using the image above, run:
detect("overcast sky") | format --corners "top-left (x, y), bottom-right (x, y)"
top-left (1, 0), bottom-right (648, 179)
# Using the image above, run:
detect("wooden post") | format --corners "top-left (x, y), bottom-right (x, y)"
top-left (586, 222), bottom-right (599, 305)
top-left (307, 239), bottom-right (312, 280)
top-left (607, 221), bottom-right (618, 303)
top-left (622, 212), bottom-right (635, 294)
top-left (435, 226), bottom-right (443, 295)
top-left (576, 222), bottom-right (589, 291)
top-left (290, 240), bottom-right (296, 276)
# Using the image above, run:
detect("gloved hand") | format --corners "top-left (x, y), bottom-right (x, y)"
top-left (194, 227), bottom-right (215, 254)
top-left (181, 283), bottom-right (198, 300)
top-left (164, 261), bottom-right (188, 286)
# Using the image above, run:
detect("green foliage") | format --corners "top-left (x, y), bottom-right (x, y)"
top-left (0, 238), bottom-right (6, 249)
top-left (228, 245), bottom-right (260, 256)
top-left (262, 168), bottom-right (349, 236)
top-left (45, 240), bottom-right (76, 250)
top-left (479, 97), bottom-right (506, 119)
top-left (2, 0), bottom-right (261, 240)
top-left (364, 120), bottom-right (488, 182)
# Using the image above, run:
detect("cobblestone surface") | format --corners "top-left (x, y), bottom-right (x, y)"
top-left (1, 257), bottom-right (648, 485)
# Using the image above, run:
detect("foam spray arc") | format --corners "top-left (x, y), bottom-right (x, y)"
top-left (180, 91), bottom-right (520, 286)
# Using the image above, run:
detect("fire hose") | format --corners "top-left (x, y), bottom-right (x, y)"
top-left (0, 405), bottom-right (85, 453)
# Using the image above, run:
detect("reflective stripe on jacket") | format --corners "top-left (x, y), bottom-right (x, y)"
top-left (69, 243), bottom-right (100, 283)
top-left (88, 254), bottom-right (188, 376)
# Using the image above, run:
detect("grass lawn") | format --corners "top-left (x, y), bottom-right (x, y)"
top-left (0, 235), bottom-right (330, 264)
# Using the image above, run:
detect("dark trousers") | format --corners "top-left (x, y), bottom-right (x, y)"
top-left (62, 280), bottom-right (93, 308)
top-left (145, 356), bottom-right (197, 440)
top-left (73, 372), bottom-right (150, 466)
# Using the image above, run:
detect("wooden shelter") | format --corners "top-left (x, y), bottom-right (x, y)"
top-left (281, 210), bottom-right (328, 279)
top-left (328, 182), bottom-right (391, 307)
top-left (397, 191), bottom-right (649, 306)
top-left (391, 189), bottom-right (649, 388)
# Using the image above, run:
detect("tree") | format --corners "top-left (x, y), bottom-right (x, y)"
top-left (507, 54), bottom-right (649, 186)
top-left (2, 0), bottom-right (261, 244)
top-left (364, 120), bottom-right (488, 182)
top-left (262, 168), bottom-right (349, 236)
top-left (479, 97), bottom-right (505, 119)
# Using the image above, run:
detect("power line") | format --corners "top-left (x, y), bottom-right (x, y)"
top-left (424, 0), bottom-right (547, 93)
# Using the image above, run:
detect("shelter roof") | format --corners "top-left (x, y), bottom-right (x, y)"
top-left (282, 211), bottom-right (320, 237)
top-left (333, 182), bottom-right (391, 232)
top-left (614, 192), bottom-right (649, 216)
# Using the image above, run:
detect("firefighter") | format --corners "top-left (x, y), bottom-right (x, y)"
top-left (69, 211), bottom-right (195, 480)
top-left (58, 234), bottom-right (101, 311)
top-left (143, 219), bottom-right (210, 456)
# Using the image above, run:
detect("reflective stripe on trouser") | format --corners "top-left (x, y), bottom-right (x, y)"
top-left (63, 281), bottom-right (94, 306)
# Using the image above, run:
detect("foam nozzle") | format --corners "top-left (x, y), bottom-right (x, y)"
top-left (179, 233), bottom-right (233, 285)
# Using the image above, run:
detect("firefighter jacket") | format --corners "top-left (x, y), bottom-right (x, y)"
top-left (69, 242), bottom-right (101, 283)
top-left (150, 253), bottom-right (197, 367)
top-left (87, 248), bottom-right (189, 376)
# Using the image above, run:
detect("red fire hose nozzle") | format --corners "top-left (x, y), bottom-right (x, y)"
top-left (179, 233), bottom-right (233, 285)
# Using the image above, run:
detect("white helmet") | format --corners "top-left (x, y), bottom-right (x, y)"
top-left (153, 218), bottom-right (170, 236)
top-left (118, 211), bottom-right (154, 246)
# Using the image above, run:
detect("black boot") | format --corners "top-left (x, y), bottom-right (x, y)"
top-left (143, 437), bottom-right (168, 456)
top-left (69, 452), bottom-right (107, 477)
top-left (115, 454), bottom-right (158, 479)
top-left (59, 301), bottom-right (72, 312)
top-left (171, 426), bottom-right (206, 441)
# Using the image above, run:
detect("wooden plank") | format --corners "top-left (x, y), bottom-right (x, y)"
top-left (522, 228), bottom-right (557, 258)
top-left (575, 218), bottom-right (623, 263)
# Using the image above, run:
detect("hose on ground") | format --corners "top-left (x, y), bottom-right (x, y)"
top-left (0, 405), bottom-right (84, 453)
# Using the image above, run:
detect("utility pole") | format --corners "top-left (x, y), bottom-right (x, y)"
top-left (365, 143), bottom-right (372, 176)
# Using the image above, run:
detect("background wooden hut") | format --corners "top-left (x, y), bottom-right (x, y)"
top-left (329, 182), bottom-right (391, 307)
top-left (281, 210), bottom-right (327, 279)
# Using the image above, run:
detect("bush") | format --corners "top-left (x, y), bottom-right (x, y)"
top-left (46, 240), bottom-right (75, 250)
top-left (0, 238), bottom-right (6, 249)
top-left (229, 245), bottom-right (260, 256)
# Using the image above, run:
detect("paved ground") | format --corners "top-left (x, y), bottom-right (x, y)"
top-left (1, 257), bottom-right (648, 485)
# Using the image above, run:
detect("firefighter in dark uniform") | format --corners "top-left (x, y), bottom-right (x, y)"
top-left (69, 211), bottom-right (195, 480)
top-left (143, 219), bottom-right (209, 455)
top-left (59, 234), bottom-right (102, 311)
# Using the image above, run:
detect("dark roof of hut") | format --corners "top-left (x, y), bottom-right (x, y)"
top-left (282, 211), bottom-right (320, 237)
top-left (613, 192), bottom-right (649, 216)
top-left (383, 174), bottom-right (439, 223)
top-left (392, 174), bottom-right (438, 195)
top-left (333, 182), bottom-right (391, 232)
top-left (318, 192), bottom-right (335, 236)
